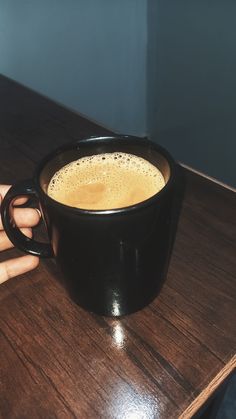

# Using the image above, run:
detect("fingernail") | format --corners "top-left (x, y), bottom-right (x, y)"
top-left (35, 208), bottom-right (41, 218)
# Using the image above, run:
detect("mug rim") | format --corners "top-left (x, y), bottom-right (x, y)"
top-left (35, 135), bottom-right (177, 215)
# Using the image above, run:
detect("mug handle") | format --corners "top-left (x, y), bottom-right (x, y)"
top-left (1, 179), bottom-right (53, 257)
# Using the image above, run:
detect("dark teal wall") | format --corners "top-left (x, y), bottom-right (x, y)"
top-left (148, 0), bottom-right (236, 187)
top-left (0, 0), bottom-right (147, 135)
top-left (1, 1), bottom-right (235, 186)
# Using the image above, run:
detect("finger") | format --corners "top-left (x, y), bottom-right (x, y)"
top-left (0, 185), bottom-right (11, 197)
top-left (0, 228), bottom-right (32, 251)
top-left (0, 207), bottom-right (41, 230)
top-left (0, 185), bottom-right (28, 205)
top-left (0, 255), bottom-right (39, 285)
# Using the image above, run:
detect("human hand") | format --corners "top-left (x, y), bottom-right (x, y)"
top-left (0, 185), bottom-right (40, 284)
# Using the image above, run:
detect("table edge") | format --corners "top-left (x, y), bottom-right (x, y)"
top-left (179, 355), bottom-right (236, 419)
top-left (180, 163), bottom-right (236, 193)
top-left (0, 73), bottom-right (115, 134)
top-left (1, 75), bottom-right (235, 194)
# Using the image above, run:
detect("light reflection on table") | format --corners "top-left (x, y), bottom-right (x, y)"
top-left (109, 384), bottom-right (162, 419)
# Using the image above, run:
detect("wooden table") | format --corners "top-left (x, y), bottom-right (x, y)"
top-left (0, 75), bottom-right (235, 419)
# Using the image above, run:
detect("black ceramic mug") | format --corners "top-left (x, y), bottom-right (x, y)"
top-left (1, 136), bottom-right (184, 316)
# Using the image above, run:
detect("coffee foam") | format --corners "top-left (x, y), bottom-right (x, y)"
top-left (47, 152), bottom-right (165, 210)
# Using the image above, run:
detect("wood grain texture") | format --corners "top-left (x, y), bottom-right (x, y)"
top-left (0, 75), bottom-right (235, 419)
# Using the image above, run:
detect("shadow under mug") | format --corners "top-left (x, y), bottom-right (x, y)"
top-left (1, 135), bottom-right (184, 316)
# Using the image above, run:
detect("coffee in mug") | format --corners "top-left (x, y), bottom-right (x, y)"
top-left (47, 152), bottom-right (165, 210)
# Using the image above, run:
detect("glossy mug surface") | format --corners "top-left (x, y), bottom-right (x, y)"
top-left (1, 136), bottom-right (184, 316)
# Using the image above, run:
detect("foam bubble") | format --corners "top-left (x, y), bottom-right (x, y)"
top-left (48, 152), bottom-right (165, 210)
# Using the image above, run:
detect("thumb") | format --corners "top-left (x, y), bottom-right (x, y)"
top-left (0, 194), bottom-right (2, 228)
